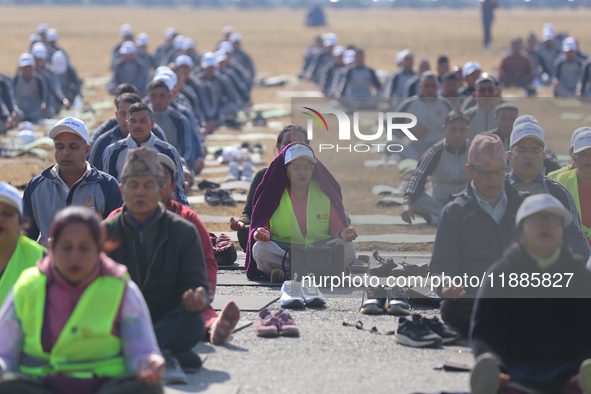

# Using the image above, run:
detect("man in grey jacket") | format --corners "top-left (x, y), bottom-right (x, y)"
top-left (22, 117), bottom-right (122, 245)
top-left (104, 147), bottom-right (208, 376)
top-left (430, 134), bottom-right (526, 337)
top-left (506, 122), bottom-right (591, 259)
top-left (401, 110), bottom-right (471, 227)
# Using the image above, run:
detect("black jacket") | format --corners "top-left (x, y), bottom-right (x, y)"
top-left (430, 182), bottom-right (527, 296)
top-left (104, 203), bottom-right (209, 323)
top-left (470, 243), bottom-right (591, 365)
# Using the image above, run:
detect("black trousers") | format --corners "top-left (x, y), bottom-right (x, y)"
top-left (440, 298), bottom-right (475, 339)
top-left (153, 309), bottom-right (205, 355)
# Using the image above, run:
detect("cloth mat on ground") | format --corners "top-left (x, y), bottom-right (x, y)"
top-left (165, 383), bottom-right (240, 394)
top-left (211, 295), bottom-right (278, 312)
top-left (350, 214), bottom-right (426, 225)
top-left (356, 234), bottom-right (435, 243)
top-left (217, 274), bottom-right (280, 287)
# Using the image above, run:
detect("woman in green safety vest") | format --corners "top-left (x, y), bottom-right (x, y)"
top-left (556, 130), bottom-right (591, 248)
top-left (246, 143), bottom-right (358, 281)
top-left (0, 182), bottom-right (46, 306)
top-left (0, 206), bottom-right (164, 394)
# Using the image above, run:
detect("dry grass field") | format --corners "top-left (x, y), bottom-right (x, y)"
top-left (1, 5), bottom-right (591, 251)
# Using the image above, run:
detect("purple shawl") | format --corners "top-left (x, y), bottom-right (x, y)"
top-left (244, 142), bottom-right (347, 279)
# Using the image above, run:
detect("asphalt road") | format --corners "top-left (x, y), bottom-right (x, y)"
top-left (165, 252), bottom-right (471, 394)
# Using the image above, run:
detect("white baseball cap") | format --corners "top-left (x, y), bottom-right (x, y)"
top-left (153, 74), bottom-right (175, 92)
top-left (32, 42), bottom-right (48, 60)
top-left (562, 36), bottom-right (578, 52)
top-left (343, 49), bottom-right (356, 65)
top-left (201, 52), bottom-right (217, 69)
top-left (284, 144), bottom-right (317, 165)
top-left (573, 130), bottom-right (591, 154)
top-left (0, 182), bottom-right (23, 216)
top-left (323, 36), bottom-right (337, 47)
top-left (29, 33), bottom-right (41, 45)
top-left (119, 24), bottom-right (133, 37)
top-left (173, 35), bottom-right (185, 50)
top-left (155, 67), bottom-right (178, 88)
top-left (120, 41), bottom-right (137, 55)
top-left (136, 32), bottom-right (149, 47)
top-left (513, 114), bottom-right (539, 128)
top-left (182, 38), bottom-right (196, 51)
top-left (175, 55), bottom-right (194, 68)
top-left (38, 23), bottom-right (49, 34)
top-left (516, 194), bottom-right (572, 228)
top-left (571, 127), bottom-right (591, 148)
top-left (332, 45), bottom-right (346, 57)
top-left (222, 26), bottom-right (234, 35)
top-left (510, 122), bottom-right (545, 148)
top-left (157, 153), bottom-right (176, 175)
top-left (164, 27), bottom-right (177, 40)
top-left (542, 29), bottom-right (555, 41)
top-left (215, 50), bottom-right (228, 64)
top-left (462, 61), bottom-right (482, 78)
top-left (47, 28), bottom-right (58, 42)
top-left (543, 23), bottom-right (554, 32)
top-left (52, 50), bottom-right (68, 75)
top-left (229, 33), bottom-right (242, 43)
top-left (48, 117), bottom-right (90, 145)
top-left (218, 41), bottom-right (234, 54)
top-left (18, 53), bottom-right (35, 68)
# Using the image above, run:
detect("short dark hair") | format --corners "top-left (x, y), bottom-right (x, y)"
top-left (277, 123), bottom-right (308, 150)
top-left (148, 79), bottom-right (170, 94)
top-left (442, 72), bottom-right (460, 82)
top-left (444, 110), bottom-right (468, 127)
top-left (437, 55), bottom-right (449, 65)
top-left (115, 93), bottom-right (142, 110)
top-left (50, 206), bottom-right (103, 251)
top-left (495, 102), bottom-right (519, 116)
top-left (127, 102), bottom-right (153, 119)
top-left (355, 47), bottom-right (364, 55)
top-left (115, 83), bottom-right (138, 96)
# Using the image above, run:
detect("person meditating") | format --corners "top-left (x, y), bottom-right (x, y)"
top-left (0, 207), bottom-right (164, 394)
top-left (244, 143), bottom-right (357, 282)
top-left (0, 182), bottom-right (46, 306)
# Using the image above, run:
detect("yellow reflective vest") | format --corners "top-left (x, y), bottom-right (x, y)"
top-left (556, 169), bottom-right (591, 241)
top-left (0, 235), bottom-right (45, 306)
top-left (269, 180), bottom-right (332, 247)
top-left (13, 267), bottom-right (128, 379)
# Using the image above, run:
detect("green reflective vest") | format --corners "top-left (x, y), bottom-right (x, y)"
top-left (269, 180), bottom-right (332, 247)
top-left (13, 267), bottom-right (128, 379)
top-left (556, 169), bottom-right (591, 241)
top-left (547, 164), bottom-right (572, 180)
top-left (0, 235), bottom-right (45, 306)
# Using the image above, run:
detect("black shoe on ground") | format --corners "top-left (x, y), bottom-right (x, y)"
top-left (395, 314), bottom-right (443, 347)
top-left (198, 180), bottom-right (221, 190)
top-left (421, 316), bottom-right (460, 344)
top-left (369, 261), bottom-right (397, 277)
top-left (360, 287), bottom-right (387, 315)
top-left (386, 287), bottom-right (410, 315)
top-left (218, 190), bottom-right (236, 206)
top-left (205, 189), bottom-right (221, 206)
top-left (174, 349), bottom-right (203, 372)
top-left (390, 261), bottom-right (429, 277)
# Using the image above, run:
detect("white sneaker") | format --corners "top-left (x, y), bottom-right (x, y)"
top-left (302, 284), bottom-right (326, 307)
top-left (162, 351), bottom-right (189, 385)
top-left (280, 280), bottom-right (305, 309)
top-left (470, 353), bottom-right (501, 394)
